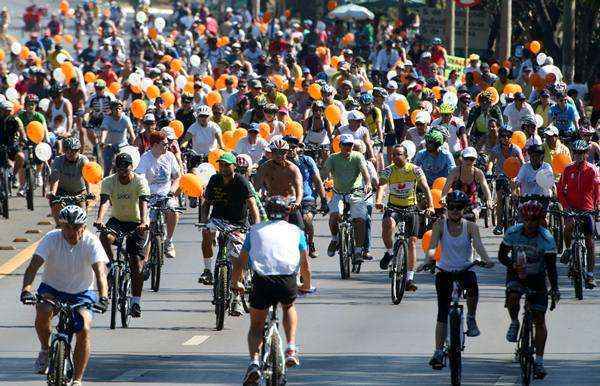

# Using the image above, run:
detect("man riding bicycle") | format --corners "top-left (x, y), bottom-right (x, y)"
top-left (99, 100), bottom-right (136, 177)
top-left (84, 79), bottom-right (115, 151)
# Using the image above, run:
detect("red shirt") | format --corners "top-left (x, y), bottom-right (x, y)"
top-left (557, 161), bottom-right (600, 211)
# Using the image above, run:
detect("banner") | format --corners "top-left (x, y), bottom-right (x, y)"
top-left (445, 55), bottom-right (466, 77)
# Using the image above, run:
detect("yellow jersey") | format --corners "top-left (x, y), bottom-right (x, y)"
top-left (364, 107), bottom-right (382, 137)
top-left (379, 162), bottom-right (423, 207)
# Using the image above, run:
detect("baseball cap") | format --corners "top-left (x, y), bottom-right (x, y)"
top-left (461, 147), bottom-right (478, 159)
top-left (143, 113), bottom-right (155, 123)
top-left (544, 125), bottom-right (559, 137)
top-left (162, 126), bottom-right (177, 140)
top-left (218, 152), bottom-right (237, 164)
top-left (386, 80), bottom-right (398, 90)
top-left (115, 152), bottom-right (133, 167)
top-left (347, 110), bottom-right (365, 121)
top-left (540, 89), bottom-right (550, 97)
top-left (414, 110), bottom-right (431, 124)
top-left (514, 92), bottom-right (526, 101)
top-left (249, 79), bottom-right (262, 89)
top-left (404, 60), bottom-right (413, 67)
top-left (339, 134), bottom-right (355, 145)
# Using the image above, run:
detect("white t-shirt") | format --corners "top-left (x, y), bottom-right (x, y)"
top-left (515, 162), bottom-right (553, 197)
top-left (135, 150), bottom-right (181, 196)
top-left (406, 127), bottom-right (426, 150)
top-left (36, 230), bottom-right (108, 294)
top-left (235, 136), bottom-right (269, 164)
top-left (503, 102), bottom-right (535, 130)
top-left (338, 125), bottom-right (370, 143)
top-left (188, 121), bottom-right (221, 155)
top-left (431, 117), bottom-right (465, 153)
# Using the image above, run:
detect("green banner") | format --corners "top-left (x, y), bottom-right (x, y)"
top-left (445, 55), bottom-right (466, 77)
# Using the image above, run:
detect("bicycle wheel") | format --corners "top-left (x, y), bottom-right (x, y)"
top-left (110, 265), bottom-right (120, 330)
top-left (391, 240), bottom-right (408, 305)
top-left (241, 268), bottom-right (253, 313)
top-left (1, 170), bottom-right (9, 219)
top-left (572, 243), bottom-right (584, 300)
top-left (519, 315), bottom-right (533, 386)
top-left (150, 238), bottom-right (163, 292)
top-left (215, 265), bottom-right (228, 331)
top-left (25, 165), bottom-right (34, 211)
top-left (338, 227), bottom-right (351, 280)
top-left (120, 271), bottom-right (132, 328)
top-left (41, 164), bottom-right (49, 198)
top-left (448, 308), bottom-right (462, 386)
top-left (550, 212), bottom-right (564, 254)
top-left (267, 333), bottom-right (283, 386)
top-left (47, 339), bottom-right (67, 386)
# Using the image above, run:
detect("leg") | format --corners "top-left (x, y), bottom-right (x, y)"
top-left (128, 253), bottom-right (144, 298)
top-left (35, 298), bottom-right (54, 351)
top-left (50, 202), bottom-right (61, 226)
top-left (72, 310), bottom-right (92, 382)
top-left (248, 308), bottom-right (268, 361)
top-left (464, 272), bottom-right (479, 317)
top-left (506, 291), bottom-right (520, 321)
top-left (434, 273), bottom-right (451, 350)
top-left (328, 212), bottom-right (340, 238)
top-left (281, 303), bottom-right (298, 347)
top-left (563, 221), bottom-right (574, 251)
top-left (407, 237), bottom-right (417, 271)
top-left (381, 215), bottom-right (395, 249)
top-left (532, 311), bottom-right (547, 357)
top-left (201, 229), bottom-right (214, 269)
top-left (352, 218), bottom-right (366, 248)
top-left (99, 233), bottom-right (115, 261)
top-left (15, 152), bottom-right (25, 188)
top-left (303, 211), bottom-right (314, 246)
top-left (585, 234), bottom-right (595, 274)
top-left (165, 210), bottom-right (179, 241)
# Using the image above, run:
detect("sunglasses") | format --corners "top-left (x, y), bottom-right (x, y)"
top-left (447, 204), bottom-right (465, 211)
top-left (272, 149), bottom-right (287, 155)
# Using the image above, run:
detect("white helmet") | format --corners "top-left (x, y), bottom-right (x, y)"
top-left (195, 105), bottom-right (212, 117)
top-left (269, 138), bottom-right (289, 151)
top-left (236, 154), bottom-right (253, 169)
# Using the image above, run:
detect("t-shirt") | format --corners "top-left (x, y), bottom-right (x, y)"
top-left (188, 121), bottom-right (221, 155)
top-left (413, 148), bottom-right (456, 186)
top-left (36, 229), bottom-right (108, 294)
top-left (338, 125), bottom-right (370, 142)
top-left (379, 163), bottom-right (424, 206)
top-left (235, 136), bottom-right (269, 164)
top-left (502, 224), bottom-right (556, 278)
top-left (205, 173), bottom-right (253, 225)
top-left (503, 102), bottom-right (535, 130)
top-left (294, 155), bottom-right (319, 201)
top-left (516, 162), bottom-right (553, 197)
top-left (324, 151), bottom-right (366, 193)
top-left (242, 220), bottom-right (307, 276)
top-left (18, 111), bottom-right (46, 129)
top-left (213, 115), bottom-right (236, 133)
top-left (490, 144), bottom-right (523, 176)
top-left (100, 173), bottom-right (150, 222)
top-left (549, 104), bottom-right (577, 135)
top-left (101, 114), bottom-right (132, 146)
top-left (135, 150), bottom-right (180, 196)
top-left (51, 154), bottom-right (88, 193)
top-left (406, 127), bottom-right (426, 150)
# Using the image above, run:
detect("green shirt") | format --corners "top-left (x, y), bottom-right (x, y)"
top-left (18, 111), bottom-right (46, 127)
top-left (324, 151), bottom-right (365, 193)
top-left (100, 173), bottom-right (150, 222)
top-left (51, 154), bottom-right (88, 193)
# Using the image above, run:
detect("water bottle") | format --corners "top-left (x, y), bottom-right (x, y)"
top-left (516, 249), bottom-right (527, 280)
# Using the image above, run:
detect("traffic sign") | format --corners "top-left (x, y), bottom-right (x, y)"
top-left (454, 0), bottom-right (481, 8)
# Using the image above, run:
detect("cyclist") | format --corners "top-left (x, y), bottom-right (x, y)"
top-left (64, 78), bottom-right (86, 148)
top-left (323, 134), bottom-right (371, 263)
top-left (232, 196), bottom-right (312, 384)
top-left (377, 144), bottom-right (435, 291)
top-left (20, 205), bottom-right (108, 383)
top-left (406, 110), bottom-right (431, 151)
top-left (358, 92), bottom-right (384, 168)
top-left (18, 93), bottom-right (49, 190)
top-left (503, 92), bottom-right (534, 130)
top-left (199, 152), bottom-right (260, 286)
top-left (515, 143), bottom-right (554, 204)
top-left (47, 137), bottom-right (92, 226)
top-left (431, 103), bottom-right (467, 154)
top-left (94, 152), bottom-right (150, 318)
top-left (413, 130), bottom-right (456, 187)
top-left (135, 131), bottom-right (181, 259)
top-left (182, 105), bottom-right (224, 156)
top-left (557, 139), bottom-right (600, 288)
top-left (423, 191), bottom-right (494, 369)
top-left (338, 110), bottom-right (375, 164)
top-left (84, 79), bottom-right (115, 151)
top-left (235, 123), bottom-right (269, 165)
top-left (0, 100), bottom-right (25, 188)
top-left (303, 100), bottom-right (333, 148)
top-left (174, 93), bottom-right (197, 140)
top-left (542, 125), bottom-right (570, 174)
top-left (99, 100), bottom-right (136, 177)
top-left (45, 84), bottom-right (73, 153)
top-left (235, 154), bottom-right (267, 221)
top-left (548, 92), bottom-right (579, 143)
top-left (498, 200), bottom-right (560, 379)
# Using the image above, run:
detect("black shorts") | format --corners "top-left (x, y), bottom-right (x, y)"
top-left (383, 205), bottom-right (419, 237)
top-left (287, 208), bottom-right (305, 230)
top-left (301, 200), bottom-right (317, 216)
top-left (105, 217), bottom-right (148, 261)
top-left (436, 270), bottom-right (478, 323)
top-left (505, 272), bottom-right (548, 313)
top-left (250, 274), bottom-right (298, 310)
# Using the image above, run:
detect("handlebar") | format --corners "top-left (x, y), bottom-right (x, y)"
top-left (417, 260), bottom-right (489, 275)
top-left (24, 294), bottom-right (104, 313)
top-left (195, 219), bottom-right (248, 234)
top-left (50, 193), bottom-right (95, 206)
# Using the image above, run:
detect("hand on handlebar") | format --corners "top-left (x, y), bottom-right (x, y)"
top-left (136, 223), bottom-right (149, 233)
top-left (481, 259), bottom-right (495, 269)
top-left (424, 206), bottom-right (435, 217)
top-left (20, 290), bottom-right (35, 305)
top-left (94, 296), bottom-right (109, 313)
top-left (46, 192), bottom-right (55, 200)
top-left (375, 202), bottom-right (384, 211)
top-left (549, 288), bottom-right (560, 307)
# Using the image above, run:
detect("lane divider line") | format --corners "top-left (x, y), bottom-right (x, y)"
top-left (0, 241), bottom-right (40, 279)
top-left (112, 369), bottom-right (149, 382)
top-left (182, 335), bottom-right (210, 346)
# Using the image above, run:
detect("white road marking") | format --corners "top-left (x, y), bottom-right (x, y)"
top-left (182, 335), bottom-right (210, 346)
top-left (494, 375), bottom-right (519, 385)
top-left (113, 369), bottom-right (149, 381)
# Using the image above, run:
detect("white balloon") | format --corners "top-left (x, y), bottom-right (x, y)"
top-left (189, 54), bottom-right (201, 68)
top-left (442, 91), bottom-right (458, 107)
top-left (141, 77), bottom-right (154, 92)
top-left (155, 17), bottom-right (166, 32)
top-left (53, 68), bottom-right (66, 83)
top-left (535, 168), bottom-right (554, 190)
top-left (34, 143), bottom-right (52, 162)
top-left (119, 146), bottom-right (141, 170)
top-left (6, 73), bottom-right (18, 87)
top-left (10, 42), bottom-right (21, 55)
top-left (175, 74), bottom-right (188, 89)
top-left (197, 162), bottom-right (215, 176)
top-left (534, 114), bottom-right (544, 129)
top-left (56, 53), bottom-right (68, 64)
top-left (5, 87), bottom-right (19, 102)
top-left (400, 140), bottom-right (416, 160)
top-left (136, 11), bottom-right (147, 24)
top-left (128, 72), bottom-right (141, 87)
top-left (536, 53), bottom-right (547, 66)
top-left (316, 21), bottom-right (326, 32)
top-left (38, 98), bottom-right (50, 112)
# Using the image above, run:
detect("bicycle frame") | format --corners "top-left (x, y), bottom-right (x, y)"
top-left (260, 303), bottom-right (285, 383)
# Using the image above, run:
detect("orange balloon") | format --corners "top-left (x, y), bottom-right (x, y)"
top-left (0, 49), bottom-right (5, 61)
top-left (60, 62), bottom-right (75, 82)
top-left (363, 81), bottom-right (373, 91)
top-left (130, 84), bottom-right (142, 95)
top-left (196, 24), bottom-right (206, 35)
top-left (332, 135), bottom-right (341, 152)
top-left (529, 41), bottom-right (541, 54)
top-left (208, 148), bottom-right (225, 169)
top-left (202, 75), bottom-right (215, 88)
top-left (327, 0), bottom-right (338, 11)
top-left (170, 59), bottom-right (183, 73)
top-left (284, 9), bottom-right (292, 19)
top-left (503, 157), bottom-right (521, 178)
top-left (222, 130), bottom-right (237, 150)
top-left (431, 188), bottom-right (443, 209)
top-left (530, 73), bottom-right (546, 90)
top-left (284, 121), bottom-right (303, 139)
top-left (161, 91), bottom-right (175, 108)
top-left (490, 63), bottom-right (500, 75)
top-left (331, 56), bottom-right (341, 69)
top-left (180, 173), bottom-right (204, 197)
top-left (511, 130), bottom-right (527, 149)
top-left (421, 229), bottom-right (442, 261)
top-left (205, 91), bottom-right (222, 107)
top-left (410, 109), bottom-right (422, 125)
top-left (431, 86), bottom-right (442, 101)
top-left (19, 46), bottom-right (30, 60)
top-left (325, 105), bottom-right (342, 125)
top-left (432, 177), bottom-right (446, 190)
top-left (54, 35), bottom-right (63, 44)
top-left (503, 83), bottom-right (521, 95)
top-left (545, 73), bottom-right (556, 84)
top-left (131, 99), bottom-right (147, 119)
top-left (271, 74), bottom-right (286, 91)
top-left (183, 82), bottom-right (194, 94)
top-left (394, 98), bottom-right (409, 115)
top-left (146, 84), bottom-right (160, 100)
top-left (82, 162), bottom-right (103, 184)
top-left (64, 34), bottom-right (73, 44)
top-left (233, 128), bottom-right (247, 142)
top-left (258, 122), bottom-right (271, 140)
top-left (263, 11), bottom-right (272, 23)
top-left (12, 101), bottom-right (22, 114)
top-left (485, 86), bottom-right (500, 106)
top-left (161, 54), bottom-right (173, 63)
top-left (308, 83), bottom-right (322, 100)
top-left (552, 153), bottom-right (572, 174)
top-left (26, 121), bottom-right (45, 144)
top-left (59, 0), bottom-right (69, 13)
top-left (169, 120), bottom-right (184, 138)
top-left (148, 28), bottom-right (158, 40)
top-left (84, 71), bottom-right (96, 84)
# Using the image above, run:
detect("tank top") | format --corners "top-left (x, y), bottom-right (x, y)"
top-left (451, 166), bottom-right (478, 205)
top-left (50, 99), bottom-right (67, 134)
top-left (304, 116), bottom-right (330, 145)
top-left (438, 219), bottom-right (474, 271)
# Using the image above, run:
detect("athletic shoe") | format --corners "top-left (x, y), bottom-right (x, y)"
top-left (230, 296), bottom-right (245, 317)
top-left (165, 240), bottom-right (176, 258)
top-left (130, 303), bottom-right (142, 318)
top-left (285, 348), bottom-right (300, 368)
top-left (406, 279), bottom-right (418, 291)
top-left (34, 350), bottom-right (48, 374)
top-left (198, 269), bottom-right (213, 285)
top-left (429, 350), bottom-right (444, 370)
top-left (585, 275), bottom-right (597, 289)
top-left (533, 360), bottom-right (547, 379)
top-left (493, 225), bottom-right (504, 235)
top-left (506, 320), bottom-right (520, 342)
top-left (466, 316), bottom-right (480, 337)
top-left (243, 363), bottom-right (261, 385)
top-left (327, 239), bottom-right (338, 257)
top-left (380, 252), bottom-right (393, 270)
top-left (308, 243), bottom-right (318, 259)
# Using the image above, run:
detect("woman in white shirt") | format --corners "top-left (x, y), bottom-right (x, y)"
top-left (184, 105), bottom-right (224, 155)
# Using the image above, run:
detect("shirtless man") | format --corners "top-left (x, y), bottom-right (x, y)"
top-left (257, 138), bottom-right (304, 228)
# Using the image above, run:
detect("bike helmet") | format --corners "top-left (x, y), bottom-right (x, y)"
top-left (195, 105), bottom-right (212, 117)
top-left (63, 137), bottom-right (81, 151)
top-left (519, 200), bottom-right (545, 221)
top-left (432, 37), bottom-right (442, 45)
top-left (49, 84), bottom-right (65, 97)
top-left (358, 92), bottom-right (374, 105)
top-left (269, 138), bottom-right (289, 151)
top-left (446, 190), bottom-right (470, 208)
top-left (571, 139), bottom-right (590, 152)
top-left (322, 84), bottom-right (335, 96)
top-left (431, 125), bottom-right (450, 140)
top-left (526, 143), bottom-right (544, 154)
top-left (372, 87), bottom-right (388, 98)
top-left (235, 153), bottom-right (252, 169)
top-left (265, 196), bottom-right (289, 220)
top-left (58, 205), bottom-right (87, 226)
top-left (424, 130), bottom-right (444, 147)
top-left (25, 94), bottom-right (39, 104)
top-left (499, 125), bottom-right (514, 136)
top-left (439, 103), bottom-right (455, 115)
top-left (520, 115), bottom-right (536, 127)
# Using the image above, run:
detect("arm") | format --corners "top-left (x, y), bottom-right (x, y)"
top-left (94, 194), bottom-right (111, 224)
top-left (247, 196), bottom-right (260, 225)
top-left (425, 220), bottom-right (442, 262)
top-left (200, 198), bottom-right (211, 223)
top-left (497, 242), bottom-right (513, 268)
top-left (364, 131), bottom-right (375, 161)
top-left (440, 168), bottom-right (457, 201)
top-left (375, 180), bottom-right (387, 210)
top-left (299, 249), bottom-right (311, 291)
top-left (359, 161), bottom-right (371, 194)
top-left (138, 196), bottom-right (149, 229)
top-left (65, 99), bottom-right (73, 132)
top-left (92, 261), bottom-right (108, 298)
top-left (417, 173), bottom-right (435, 213)
top-left (21, 255), bottom-right (45, 294)
top-left (232, 249), bottom-right (249, 290)
top-left (469, 222), bottom-right (493, 264)
top-left (126, 119), bottom-right (136, 144)
top-left (545, 253), bottom-right (559, 290)
top-left (170, 175), bottom-right (181, 195)
top-left (215, 131), bottom-right (224, 149)
top-left (292, 164), bottom-right (303, 208)
top-left (311, 171), bottom-right (327, 203)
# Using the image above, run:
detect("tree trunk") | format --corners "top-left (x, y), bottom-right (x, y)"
top-left (445, 0), bottom-right (456, 55)
top-left (499, 0), bottom-right (512, 60)
top-left (562, 0), bottom-right (576, 84)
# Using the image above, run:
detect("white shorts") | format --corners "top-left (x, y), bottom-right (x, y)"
top-left (204, 219), bottom-right (246, 259)
top-left (149, 195), bottom-right (179, 221)
top-left (328, 193), bottom-right (368, 220)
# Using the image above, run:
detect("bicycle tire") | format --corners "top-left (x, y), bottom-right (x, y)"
top-left (519, 314), bottom-right (533, 386)
top-left (150, 238), bottom-right (163, 292)
top-left (1, 170), bottom-right (9, 219)
top-left (47, 339), bottom-right (67, 386)
top-left (391, 240), bottom-right (408, 305)
top-left (215, 265), bottom-right (228, 331)
top-left (338, 227), bottom-right (351, 280)
top-left (448, 308), bottom-right (462, 386)
top-left (241, 269), bottom-right (253, 313)
top-left (483, 207), bottom-right (489, 228)
top-left (25, 165), bottom-right (34, 211)
top-left (268, 333), bottom-right (283, 386)
top-left (41, 164), bottom-right (49, 198)
top-left (120, 271), bottom-right (132, 328)
top-left (551, 212), bottom-right (564, 254)
top-left (572, 243), bottom-right (584, 300)
top-left (110, 265), bottom-right (120, 330)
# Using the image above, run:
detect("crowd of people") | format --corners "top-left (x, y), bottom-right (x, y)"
top-left (4, 1), bottom-right (600, 385)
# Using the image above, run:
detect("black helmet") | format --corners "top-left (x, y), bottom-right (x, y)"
top-left (572, 139), bottom-right (590, 152)
top-left (265, 196), bottom-right (289, 220)
top-left (63, 137), bottom-right (81, 151)
top-left (58, 205), bottom-right (87, 225)
top-left (49, 84), bottom-right (65, 97)
top-left (446, 190), bottom-right (470, 208)
top-left (527, 144), bottom-right (544, 154)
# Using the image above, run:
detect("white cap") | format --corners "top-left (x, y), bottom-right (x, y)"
top-left (347, 110), bottom-right (365, 121)
top-left (339, 134), bottom-right (355, 145)
top-left (544, 124), bottom-right (559, 136)
top-left (161, 126), bottom-right (177, 140)
top-left (421, 51), bottom-right (432, 58)
top-left (414, 110), bottom-right (431, 124)
top-left (404, 60), bottom-right (413, 67)
top-left (461, 147), bottom-right (477, 159)
top-left (386, 80), bottom-right (398, 89)
top-left (142, 113), bottom-right (155, 122)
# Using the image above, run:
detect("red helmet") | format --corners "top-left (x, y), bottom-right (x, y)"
top-left (25, 94), bottom-right (39, 104)
top-left (519, 200), bottom-right (545, 221)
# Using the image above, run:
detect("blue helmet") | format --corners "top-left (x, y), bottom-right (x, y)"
top-left (359, 92), bottom-right (374, 105)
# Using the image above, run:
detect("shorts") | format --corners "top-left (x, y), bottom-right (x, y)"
top-left (505, 273), bottom-right (548, 313)
top-left (250, 274), bottom-right (298, 310)
top-left (2, 144), bottom-right (19, 162)
top-left (37, 282), bottom-right (96, 333)
top-left (205, 218), bottom-right (245, 258)
top-left (329, 192), bottom-right (368, 219)
top-left (105, 217), bottom-right (148, 261)
top-left (148, 195), bottom-right (179, 221)
top-left (301, 199), bottom-right (318, 216)
top-left (435, 270), bottom-right (478, 323)
top-left (87, 116), bottom-right (103, 132)
top-left (564, 213), bottom-right (594, 235)
top-left (383, 205), bottom-right (419, 237)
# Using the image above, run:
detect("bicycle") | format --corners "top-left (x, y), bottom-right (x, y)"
top-left (547, 199), bottom-right (564, 255)
top-left (496, 175), bottom-right (517, 233)
top-left (24, 295), bottom-right (104, 386)
top-left (0, 145), bottom-right (11, 219)
top-left (334, 188), bottom-right (368, 279)
top-left (50, 192), bottom-right (95, 210)
top-left (95, 224), bottom-right (136, 329)
top-left (256, 302), bottom-right (287, 386)
top-left (418, 260), bottom-right (488, 386)
top-left (23, 142), bottom-right (38, 211)
top-left (515, 289), bottom-right (557, 386)
top-left (196, 219), bottom-right (250, 331)
top-left (147, 194), bottom-right (185, 292)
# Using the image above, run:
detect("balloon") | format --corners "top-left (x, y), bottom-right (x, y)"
top-left (5, 87), bottom-right (19, 101)
top-left (432, 177), bottom-right (446, 190)
top-left (205, 91), bottom-right (222, 106)
top-left (202, 75), bottom-right (215, 88)
top-left (0, 49), bottom-right (5, 61)
top-left (82, 162), bottom-right (103, 184)
top-left (431, 86), bottom-right (442, 101)
top-left (170, 59), bottom-right (183, 73)
top-left (128, 72), bottom-right (141, 87)
top-left (34, 143), bottom-right (52, 162)
top-left (536, 53), bottom-right (547, 66)
top-left (394, 98), bottom-right (410, 115)
top-left (148, 28), bottom-right (158, 40)
top-left (327, 1), bottom-right (338, 11)
top-left (196, 162), bottom-right (215, 177)
top-left (530, 73), bottom-right (545, 90)
top-left (173, 74), bottom-right (187, 90)
top-left (54, 35), bottom-right (63, 44)
top-left (534, 114), bottom-right (544, 129)
top-left (431, 188), bottom-right (443, 209)
top-left (503, 83), bottom-right (522, 95)
top-left (140, 77), bottom-right (153, 92)
top-left (145, 85), bottom-right (160, 100)
top-left (180, 173), bottom-right (204, 197)
top-left (155, 17), bottom-right (166, 32)
top-left (545, 73), bottom-right (556, 84)
top-left (208, 149), bottom-right (225, 169)
top-left (222, 131), bottom-right (237, 150)
top-left (503, 157), bottom-right (521, 178)
top-left (284, 121), bottom-right (303, 139)
top-left (84, 71), bottom-right (96, 84)
top-left (59, 0), bottom-right (69, 13)
top-left (109, 82), bottom-right (121, 95)
top-left (215, 74), bottom-right (228, 90)
top-left (262, 11), bottom-right (272, 23)
top-left (190, 54), bottom-right (201, 67)
top-left (64, 34), bottom-right (73, 44)
top-left (325, 105), bottom-right (342, 125)
top-left (130, 99), bottom-right (147, 119)
top-left (55, 52), bottom-right (68, 64)
top-left (552, 153), bottom-right (572, 174)
top-left (161, 91), bottom-right (175, 108)
top-left (136, 11), bottom-right (147, 24)
top-left (331, 56), bottom-right (341, 69)
top-left (26, 121), bottom-right (45, 144)
top-left (535, 168), bottom-right (555, 190)
top-left (400, 140), bottom-right (416, 160)
top-left (529, 41), bottom-right (541, 54)
top-left (119, 146), bottom-right (140, 169)
top-left (60, 62), bottom-right (75, 82)
top-left (511, 131), bottom-right (527, 149)
top-left (271, 74), bottom-right (286, 91)
top-left (19, 46), bottom-right (30, 60)
top-left (332, 135), bottom-right (341, 153)
top-left (38, 98), bottom-right (50, 111)
top-left (183, 82), bottom-right (194, 94)
top-left (233, 128), bottom-right (247, 142)
top-left (10, 42), bottom-right (21, 55)
top-left (258, 122), bottom-right (271, 140)
top-left (6, 73), bottom-right (18, 87)
top-left (308, 83), bottom-right (322, 100)
top-left (362, 81), bottom-right (373, 92)
top-left (169, 120), bottom-right (184, 138)
top-left (421, 230), bottom-right (442, 261)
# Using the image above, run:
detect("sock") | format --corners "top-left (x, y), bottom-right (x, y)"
top-left (331, 235), bottom-right (338, 242)
top-left (250, 357), bottom-right (260, 365)
top-left (407, 271), bottom-right (415, 281)
top-left (203, 258), bottom-right (213, 270)
top-left (132, 297), bottom-right (140, 305)
top-left (535, 355), bottom-right (543, 364)
top-left (286, 343), bottom-right (297, 352)
top-left (386, 248), bottom-right (393, 255)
